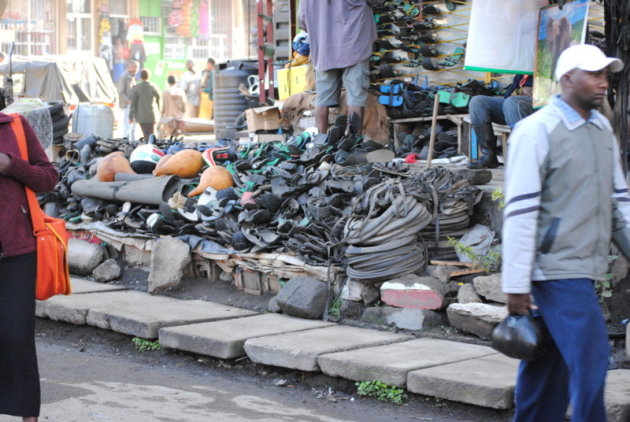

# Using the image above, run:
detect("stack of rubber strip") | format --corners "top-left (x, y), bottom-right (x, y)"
top-left (402, 167), bottom-right (483, 260)
top-left (343, 180), bottom-right (432, 283)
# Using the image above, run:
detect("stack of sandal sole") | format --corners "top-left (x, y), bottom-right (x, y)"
top-left (49, 101), bottom-right (70, 145)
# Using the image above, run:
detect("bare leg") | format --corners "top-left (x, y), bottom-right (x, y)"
top-left (315, 106), bottom-right (329, 134)
top-left (23, 417), bottom-right (38, 422)
top-left (347, 106), bottom-right (364, 135)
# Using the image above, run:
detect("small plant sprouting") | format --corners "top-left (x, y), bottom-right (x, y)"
top-left (491, 189), bottom-right (505, 210)
top-left (132, 337), bottom-right (163, 352)
top-left (447, 237), bottom-right (501, 273)
top-left (328, 297), bottom-right (341, 318)
top-left (356, 380), bottom-right (408, 404)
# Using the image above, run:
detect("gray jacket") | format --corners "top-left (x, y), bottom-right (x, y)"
top-left (130, 81), bottom-right (161, 124)
top-left (117, 71), bottom-right (135, 108)
top-left (502, 95), bottom-right (630, 294)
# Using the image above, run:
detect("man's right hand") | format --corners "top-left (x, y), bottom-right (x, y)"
top-left (507, 293), bottom-right (534, 315)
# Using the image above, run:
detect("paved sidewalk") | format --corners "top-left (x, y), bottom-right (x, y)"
top-left (36, 278), bottom-right (630, 419)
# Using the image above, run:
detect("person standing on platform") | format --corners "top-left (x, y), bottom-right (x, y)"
top-left (298, 0), bottom-right (385, 136)
top-left (129, 69), bottom-right (161, 140)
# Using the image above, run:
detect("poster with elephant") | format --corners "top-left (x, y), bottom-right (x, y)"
top-left (532, 0), bottom-right (590, 108)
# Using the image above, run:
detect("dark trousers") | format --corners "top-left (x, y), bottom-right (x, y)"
top-left (139, 122), bottom-right (155, 140)
top-left (0, 253), bottom-right (40, 418)
top-left (513, 278), bottom-right (608, 422)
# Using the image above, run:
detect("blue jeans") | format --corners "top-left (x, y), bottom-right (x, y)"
top-left (469, 95), bottom-right (533, 129)
top-left (512, 279), bottom-right (609, 422)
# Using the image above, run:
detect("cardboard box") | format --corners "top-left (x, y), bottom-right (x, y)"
top-left (277, 64), bottom-right (310, 100)
top-left (246, 106), bottom-right (281, 133)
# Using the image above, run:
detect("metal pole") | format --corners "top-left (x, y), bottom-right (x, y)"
top-left (266, 0), bottom-right (274, 100)
top-left (426, 93), bottom-right (440, 169)
top-left (256, 0), bottom-right (266, 104)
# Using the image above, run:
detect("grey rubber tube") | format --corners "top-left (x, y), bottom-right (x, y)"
top-left (71, 176), bottom-right (180, 205)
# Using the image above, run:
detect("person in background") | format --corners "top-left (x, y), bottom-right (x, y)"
top-left (181, 59), bottom-right (201, 118)
top-left (129, 69), bottom-right (161, 140)
top-left (467, 75), bottom-right (534, 169)
top-left (502, 44), bottom-right (625, 422)
top-left (117, 60), bottom-right (138, 139)
top-left (161, 75), bottom-right (186, 120)
top-left (298, 0), bottom-right (385, 136)
top-left (0, 113), bottom-right (58, 422)
top-left (199, 57), bottom-right (216, 119)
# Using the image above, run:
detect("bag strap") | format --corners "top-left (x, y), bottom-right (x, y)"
top-left (10, 114), bottom-right (46, 233)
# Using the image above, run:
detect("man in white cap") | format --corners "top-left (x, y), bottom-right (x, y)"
top-left (502, 44), bottom-right (627, 422)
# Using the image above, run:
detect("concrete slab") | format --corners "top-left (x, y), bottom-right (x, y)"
top-left (37, 290), bottom-right (168, 325)
top-left (605, 369), bottom-right (630, 422)
top-left (87, 299), bottom-right (257, 339)
top-left (37, 290), bottom-right (256, 339)
top-left (407, 354), bottom-right (519, 410)
top-left (159, 313), bottom-right (334, 359)
top-left (70, 277), bottom-right (128, 294)
top-left (318, 338), bottom-right (497, 387)
top-left (244, 325), bottom-right (413, 372)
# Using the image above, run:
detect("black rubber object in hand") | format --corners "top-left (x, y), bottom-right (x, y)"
top-left (491, 313), bottom-right (546, 361)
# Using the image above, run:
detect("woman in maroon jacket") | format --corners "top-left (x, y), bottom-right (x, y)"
top-left (0, 112), bottom-right (58, 421)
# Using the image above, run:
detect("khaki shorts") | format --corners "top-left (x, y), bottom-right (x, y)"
top-left (315, 59), bottom-right (370, 107)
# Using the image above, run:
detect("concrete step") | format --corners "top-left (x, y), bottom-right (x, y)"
top-left (159, 313), bottom-right (334, 359)
top-left (244, 325), bottom-right (413, 372)
top-left (604, 369), bottom-right (630, 422)
top-left (37, 290), bottom-right (256, 339)
top-left (407, 354), bottom-right (519, 410)
top-left (318, 338), bottom-right (498, 387)
top-left (69, 277), bottom-right (128, 294)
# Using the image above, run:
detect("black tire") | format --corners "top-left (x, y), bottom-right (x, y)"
top-left (48, 102), bottom-right (64, 117)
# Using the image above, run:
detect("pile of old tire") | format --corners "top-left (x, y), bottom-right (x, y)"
top-left (49, 101), bottom-right (70, 144)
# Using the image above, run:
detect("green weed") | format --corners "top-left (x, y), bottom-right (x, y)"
top-left (132, 337), bottom-right (163, 352)
top-left (356, 380), bottom-right (408, 404)
top-left (447, 237), bottom-right (501, 273)
top-left (328, 297), bottom-right (341, 318)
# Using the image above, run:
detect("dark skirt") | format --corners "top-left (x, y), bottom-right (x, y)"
top-left (0, 252), bottom-right (40, 417)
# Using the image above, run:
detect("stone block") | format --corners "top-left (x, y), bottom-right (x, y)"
top-left (380, 274), bottom-right (447, 310)
top-left (457, 283), bottom-right (482, 304)
top-left (473, 273), bottom-right (506, 304)
top-left (148, 236), bottom-right (191, 294)
top-left (429, 265), bottom-right (461, 283)
top-left (92, 259), bottom-right (122, 282)
top-left (244, 325), bottom-right (412, 372)
top-left (605, 369), bottom-right (630, 422)
top-left (159, 314), bottom-right (333, 359)
top-left (340, 279), bottom-right (363, 302)
top-left (407, 354), bottom-right (519, 409)
top-left (319, 338), bottom-right (497, 387)
top-left (447, 303), bottom-right (507, 339)
top-left (361, 306), bottom-right (443, 330)
top-left (339, 300), bottom-right (364, 319)
top-left (267, 296), bottom-right (281, 313)
top-left (68, 238), bottom-right (106, 276)
top-left (276, 276), bottom-right (328, 319)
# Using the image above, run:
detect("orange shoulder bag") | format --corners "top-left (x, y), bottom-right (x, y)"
top-left (11, 115), bottom-right (72, 300)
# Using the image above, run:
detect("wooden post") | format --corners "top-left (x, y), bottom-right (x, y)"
top-left (426, 93), bottom-right (440, 169)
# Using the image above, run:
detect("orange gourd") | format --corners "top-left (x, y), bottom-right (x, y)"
top-left (153, 149), bottom-right (204, 178)
top-left (187, 165), bottom-right (234, 197)
top-left (96, 151), bottom-right (135, 182)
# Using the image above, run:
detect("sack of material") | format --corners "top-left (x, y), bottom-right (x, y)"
top-left (491, 313), bottom-right (546, 361)
top-left (11, 115), bottom-right (72, 301)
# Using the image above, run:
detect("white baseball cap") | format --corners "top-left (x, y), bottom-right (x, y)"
top-left (554, 44), bottom-right (624, 81)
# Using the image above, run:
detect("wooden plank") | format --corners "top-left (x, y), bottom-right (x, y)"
top-left (430, 260), bottom-right (475, 268)
top-left (449, 268), bottom-right (486, 278)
